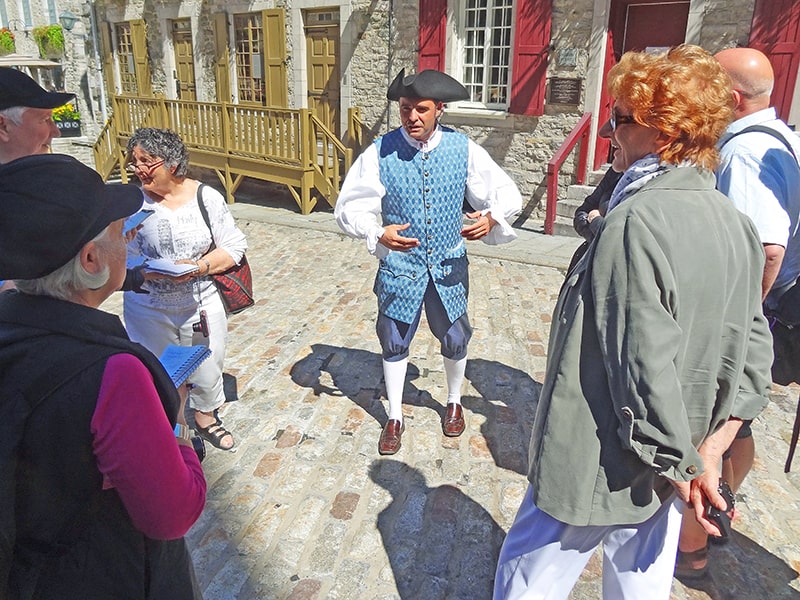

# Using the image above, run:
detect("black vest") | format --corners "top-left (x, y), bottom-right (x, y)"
top-left (0, 291), bottom-right (201, 600)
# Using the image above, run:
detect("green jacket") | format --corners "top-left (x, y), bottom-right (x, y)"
top-left (528, 166), bottom-right (773, 526)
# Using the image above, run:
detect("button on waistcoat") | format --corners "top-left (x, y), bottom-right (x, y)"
top-left (375, 128), bottom-right (469, 324)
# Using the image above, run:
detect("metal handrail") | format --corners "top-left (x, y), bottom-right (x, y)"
top-left (545, 112), bottom-right (592, 235)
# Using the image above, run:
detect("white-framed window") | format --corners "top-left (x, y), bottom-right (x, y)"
top-left (454, 0), bottom-right (514, 109)
top-left (44, 0), bottom-right (57, 24)
top-left (18, 0), bottom-right (32, 27)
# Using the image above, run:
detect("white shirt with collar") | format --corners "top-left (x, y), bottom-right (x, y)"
top-left (717, 107), bottom-right (800, 297)
top-left (335, 125), bottom-right (522, 258)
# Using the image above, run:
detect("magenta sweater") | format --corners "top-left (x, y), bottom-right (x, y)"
top-left (91, 353), bottom-right (206, 539)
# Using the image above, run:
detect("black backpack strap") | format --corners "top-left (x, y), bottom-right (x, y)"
top-left (195, 184), bottom-right (216, 252)
top-left (723, 124), bottom-right (799, 163)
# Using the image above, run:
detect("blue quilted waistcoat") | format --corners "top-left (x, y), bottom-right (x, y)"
top-left (374, 127), bottom-right (469, 324)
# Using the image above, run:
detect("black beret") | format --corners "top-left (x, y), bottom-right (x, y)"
top-left (0, 67), bottom-right (75, 111)
top-left (387, 69), bottom-right (469, 102)
top-left (0, 154), bottom-right (143, 279)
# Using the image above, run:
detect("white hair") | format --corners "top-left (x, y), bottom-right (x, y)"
top-left (15, 227), bottom-right (113, 301)
top-left (0, 106), bottom-right (28, 126)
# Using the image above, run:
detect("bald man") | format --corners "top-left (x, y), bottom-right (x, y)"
top-left (677, 47), bottom-right (800, 578)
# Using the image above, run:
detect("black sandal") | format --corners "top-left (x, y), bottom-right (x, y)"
top-left (675, 544), bottom-right (709, 578)
top-left (195, 417), bottom-right (235, 450)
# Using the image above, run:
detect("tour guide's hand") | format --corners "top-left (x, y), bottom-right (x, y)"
top-left (461, 211), bottom-right (497, 240)
top-left (379, 223), bottom-right (420, 251)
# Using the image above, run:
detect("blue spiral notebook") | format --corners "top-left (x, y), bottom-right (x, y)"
top-left (158, 344), bottom-right (212, 387)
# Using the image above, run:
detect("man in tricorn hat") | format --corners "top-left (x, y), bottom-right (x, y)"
top-left (335, 69), bottom-right (521, 455)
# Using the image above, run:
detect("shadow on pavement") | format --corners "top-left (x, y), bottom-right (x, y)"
top-left (676, 530), bottom-right (800, 599)
top-left (464, 358), bottom-right (542, 475)
top-left (290, 346), bottom-right (542, 475)
top-left (288, 344), bottom-right (441, 426)
top-left (369, 459), bottom-right (505, 599)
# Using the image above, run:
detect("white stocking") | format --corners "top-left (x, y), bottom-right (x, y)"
top-left (382, 358), bottom-right (407, 422)
top-left (443, 356), bottom-right (467, 405)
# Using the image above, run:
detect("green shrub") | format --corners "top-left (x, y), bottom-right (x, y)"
top-left (32, 24), bottom-right (64, 58)
top-left (0, 28), bottom-right (15, 56)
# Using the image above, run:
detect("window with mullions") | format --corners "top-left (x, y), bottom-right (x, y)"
top-left (234, 13), bottom-right (266, 104)
top-left (115, 23), bottom-right (138, 94)
top-left (460, 0), bottom-right (513, 108)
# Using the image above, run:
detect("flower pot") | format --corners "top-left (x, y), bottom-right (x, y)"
top-left (55, 120), bottom-right (82, 138)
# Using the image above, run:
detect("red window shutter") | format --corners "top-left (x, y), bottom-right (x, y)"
top-left (749, 0), bottom-right (800, 122)
top-left (509, 0), bottom-right (551, 116)
top-left (419, 0), bottom-right (446, 71)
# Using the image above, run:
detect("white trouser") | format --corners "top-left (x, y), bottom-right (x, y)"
top-left (494, 485), bottom-right (683, 600)
top-left (124, 292), bottom-right (228, 412)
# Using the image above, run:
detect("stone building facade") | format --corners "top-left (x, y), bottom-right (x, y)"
top-left (5, 0), bottom-right (798, 216)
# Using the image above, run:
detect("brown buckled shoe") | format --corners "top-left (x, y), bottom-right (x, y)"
top-left (443, 403), bottom-right (466, 437)
top-left (379, 419), bottom-right (405, 455)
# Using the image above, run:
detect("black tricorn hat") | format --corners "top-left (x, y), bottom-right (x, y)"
top-left (387, 69), bottom-right (469, 102)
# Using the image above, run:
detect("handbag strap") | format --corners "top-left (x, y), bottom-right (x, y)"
top-left (195, 183), bottom-right (217, 252)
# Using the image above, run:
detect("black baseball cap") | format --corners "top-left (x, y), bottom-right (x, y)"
top-left (0, 67), bottom-right (75, 111)
top-left (0, 154), bottom-right (143, 279)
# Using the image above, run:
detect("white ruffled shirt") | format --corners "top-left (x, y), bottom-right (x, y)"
top-left (125, 184), bottom-right (247, 311)
top-left (335, 125), bottom-right (522, 258)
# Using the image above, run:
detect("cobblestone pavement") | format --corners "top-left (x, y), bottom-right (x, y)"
top-left (103, 200), bottom-right (800, 600)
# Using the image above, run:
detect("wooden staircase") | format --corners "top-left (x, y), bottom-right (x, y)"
top-left (93, 96), bottom-right (372, 214)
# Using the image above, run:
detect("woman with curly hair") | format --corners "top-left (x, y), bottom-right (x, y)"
top-left (494, 45), bottom-right (773, 599)
top-left (123, 128), bottom-right (247, 451)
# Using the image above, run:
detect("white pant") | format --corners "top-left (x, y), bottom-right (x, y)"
top-left (124, 292), bottom-right (228, 412)
top-left (494, 486), bottom-right (683, 600)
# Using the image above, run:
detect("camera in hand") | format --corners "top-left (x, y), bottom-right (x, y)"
top-left (191, 435), bottom-right (206, 463)
top-left (192, 310), bottom-right (209, 337)
top-left (704, 479), bottom-right (735, 539)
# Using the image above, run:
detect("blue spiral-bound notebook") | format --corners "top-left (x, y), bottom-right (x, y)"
top-left (158, 344), bottom-right (212, 387)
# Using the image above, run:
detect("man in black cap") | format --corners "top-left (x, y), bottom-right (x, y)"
top-left (335, 69), bottom-right (521, 455)
top-left (0, 154), bottom-right (206, 598)
top-left (0, 67), bottom-right (76, 292)
top-left (0, 67), bottom-right (74, 164)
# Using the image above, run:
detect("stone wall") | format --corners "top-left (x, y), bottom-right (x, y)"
top-left (83, 0), bottom-right (771, 213)
top-left (697, 0), bottom-right (756, 51)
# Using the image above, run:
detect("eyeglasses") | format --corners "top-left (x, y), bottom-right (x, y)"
top-left (126, 158), bottom-right (165, 176)
top-left (610, 112), bottom-right (637, 131)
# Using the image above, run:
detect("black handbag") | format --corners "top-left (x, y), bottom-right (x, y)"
top-left (765, 280), bottom-right (800, 471)
top-left (196, 185), bottom-right (254, 314)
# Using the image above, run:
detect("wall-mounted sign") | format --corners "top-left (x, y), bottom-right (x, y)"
top-left (548, 77), bottom-right (582, 106)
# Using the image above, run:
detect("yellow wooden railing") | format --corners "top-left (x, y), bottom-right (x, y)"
top-left (93, 95), bottom-right (368, 214)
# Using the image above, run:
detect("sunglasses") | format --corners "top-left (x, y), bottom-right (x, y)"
top-left (126, 158), bottom-right (165, 176)
top-left (610, 112), bottom-right (637, 131)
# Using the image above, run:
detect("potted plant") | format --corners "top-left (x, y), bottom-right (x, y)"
top-left (0, 28), bottom-right (15, 56)
top-left (32, 24), bottom-right (65, 59)
top-left (52, 102), bottom-right (81, 137)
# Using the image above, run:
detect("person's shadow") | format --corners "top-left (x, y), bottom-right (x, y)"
top-left (369, 459), bottom-right (505, 599)
top-left (675, 530), bottom-right (800, 598)
top-left (290, 345), bottom-right (542, 475)
top-left (463, 358), bottom-right (541, 475)
top-left (289, 343), bottom-right (450, 426)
